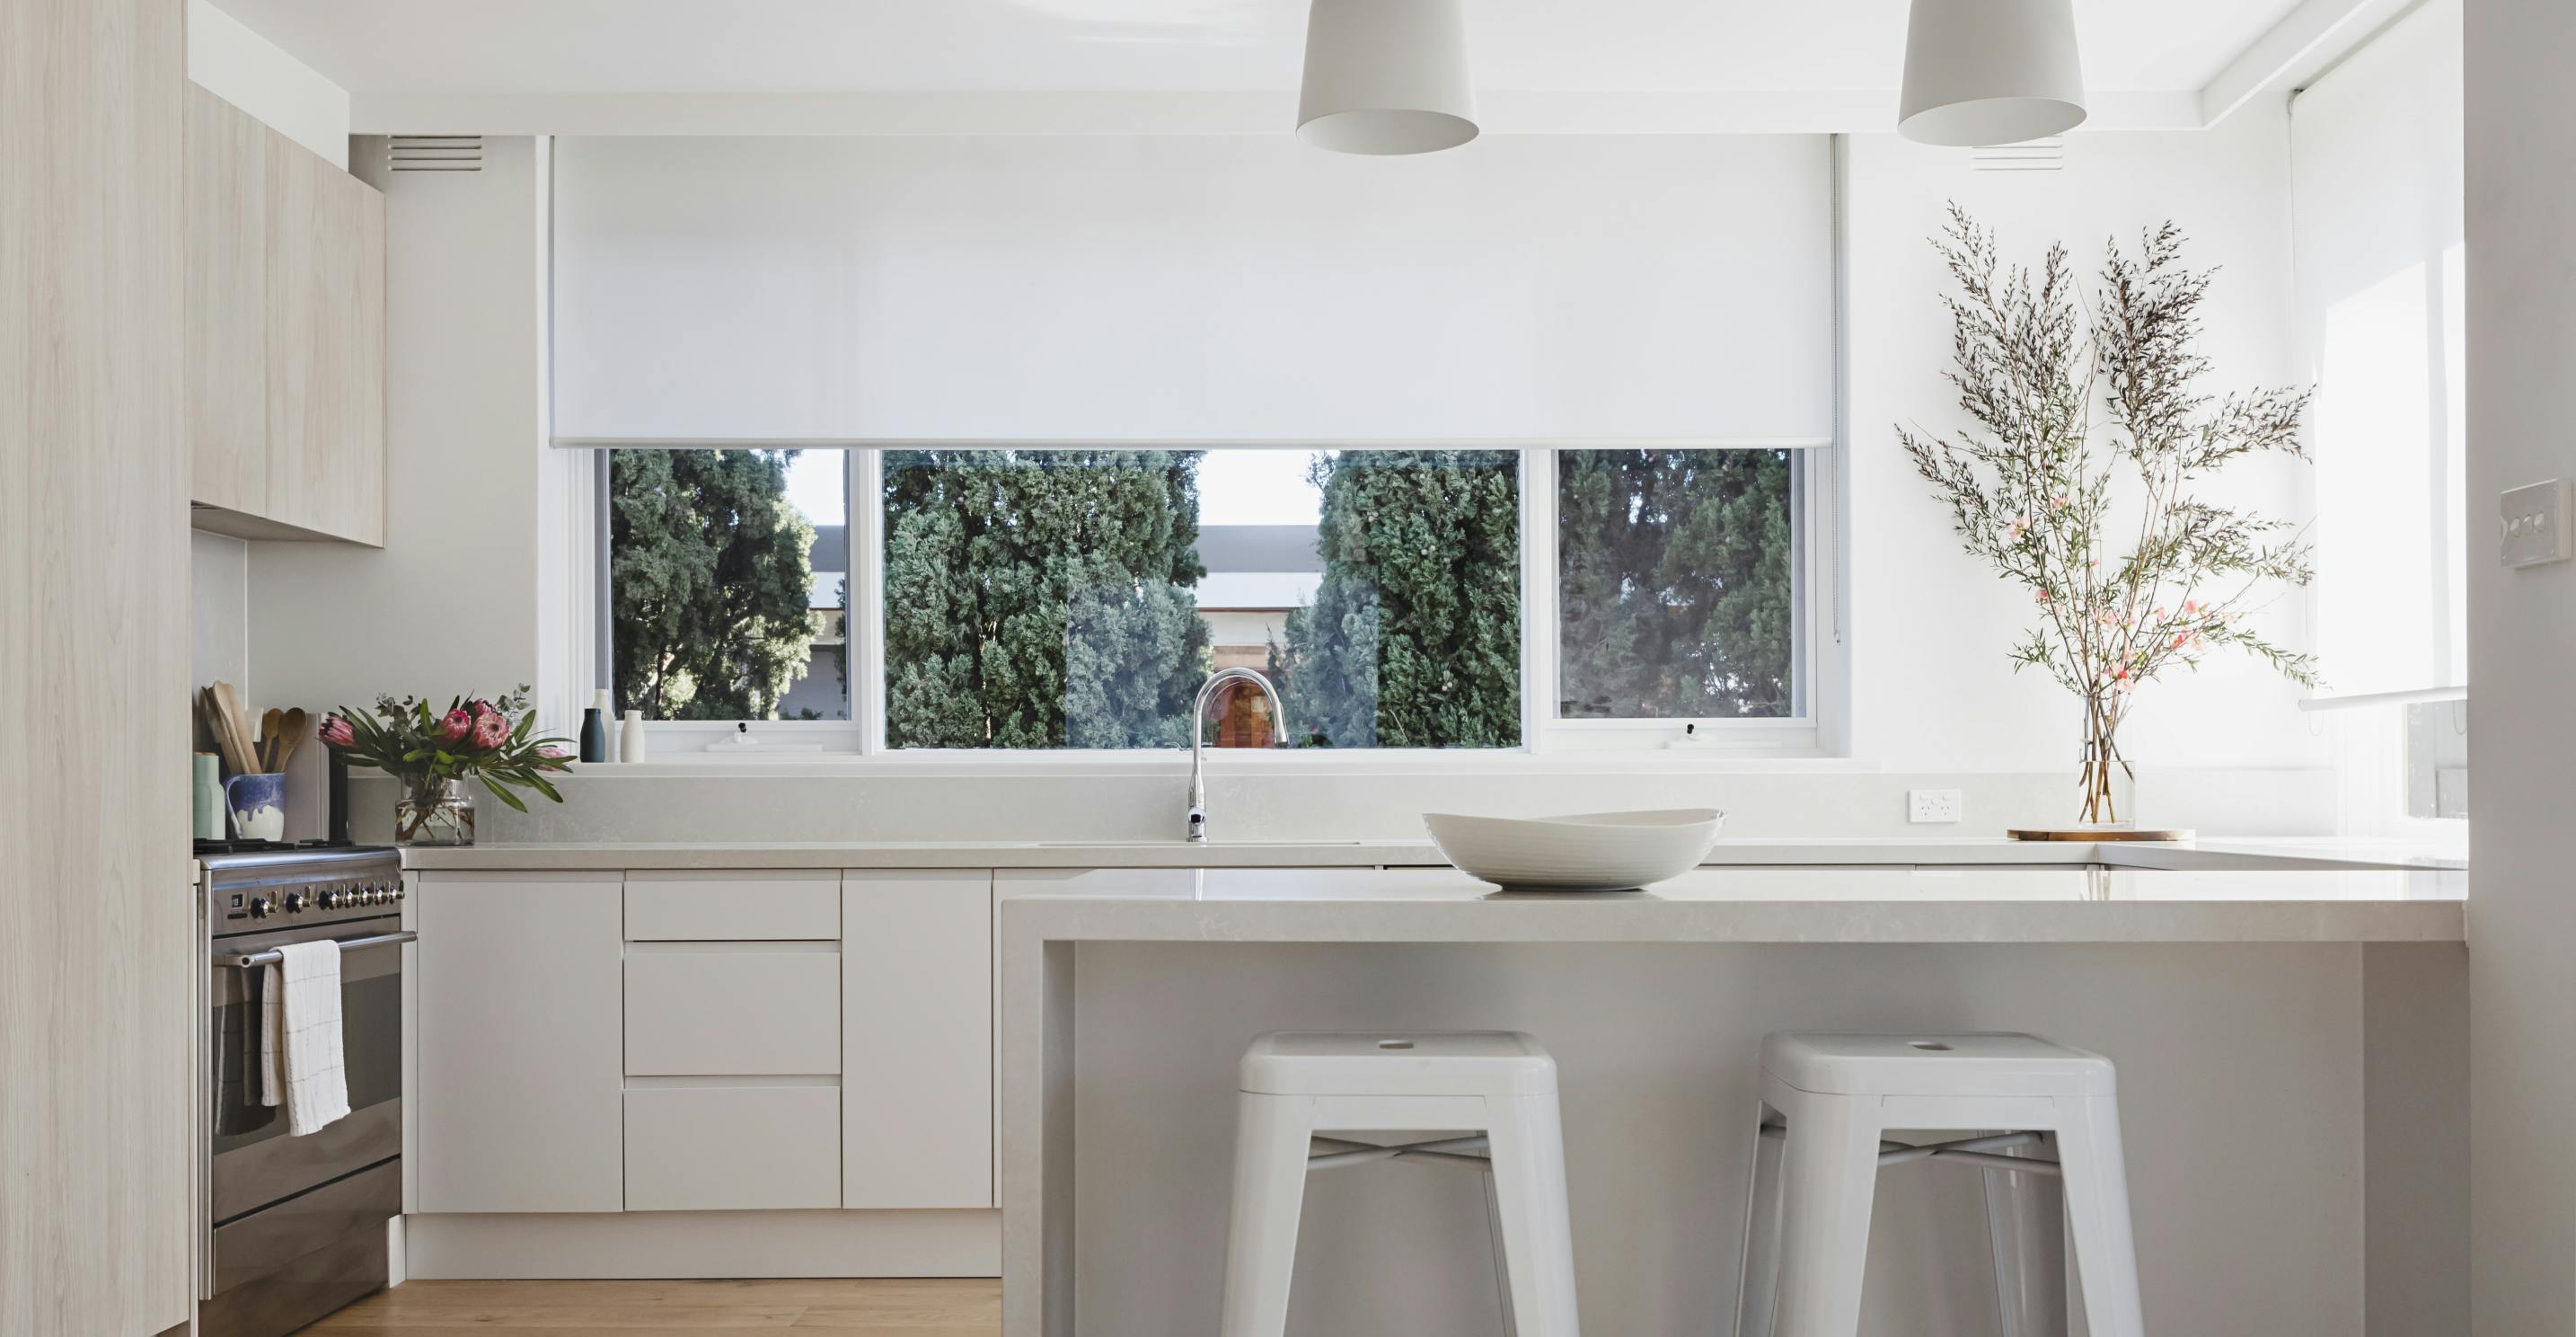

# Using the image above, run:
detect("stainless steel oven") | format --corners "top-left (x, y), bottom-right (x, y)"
top-left (198, 846), bottom-right (410, 1337)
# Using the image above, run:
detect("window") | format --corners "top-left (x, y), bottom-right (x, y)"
top-left (879, 447), bottom-right (1521, 750)
top-left (1556, 448), bottom-right (1799, 721)
top-left (596, 443), bottom-right (1824, 756)
top-left (607, 448), bottom-right (850, 721)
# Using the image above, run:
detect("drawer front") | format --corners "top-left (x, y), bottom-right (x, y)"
top-left (625, 871), bottom-right (841, 942)
top-left (624, 948), bottom-right (841, 1076)
top-left (624, 1085), bottom-right (840, 1210)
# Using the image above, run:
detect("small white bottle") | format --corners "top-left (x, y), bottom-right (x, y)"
top-left (620, 709), bottom-right (648, 764)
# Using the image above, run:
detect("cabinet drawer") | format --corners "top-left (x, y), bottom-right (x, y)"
top-left (625, 871), bottom-right (840, 941)
top-left (624, 948), bottom-right (840, 1076)
top-left (624, 1085), bottom-right (840, 1211)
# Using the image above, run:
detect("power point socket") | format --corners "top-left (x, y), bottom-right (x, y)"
top-left (1908, 789), bottom-right (1963, 824)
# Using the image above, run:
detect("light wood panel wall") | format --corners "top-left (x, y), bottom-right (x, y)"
top-left (0, 0), bottom-right (195, 1333)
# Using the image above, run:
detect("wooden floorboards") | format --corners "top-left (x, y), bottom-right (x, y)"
top-left (304, 1278), bottom-right (1001, 1335)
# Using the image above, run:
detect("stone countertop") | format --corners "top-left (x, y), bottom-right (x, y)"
top-left (993, 864), bottom-right (2466, 943)
top-left (396, 835), bottom-right (2466, 873)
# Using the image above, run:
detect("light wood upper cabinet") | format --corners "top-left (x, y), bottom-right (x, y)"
top-left (185, 84), bottom-right (268, 517)
top-left (185, 88), bottom-right (385, 545)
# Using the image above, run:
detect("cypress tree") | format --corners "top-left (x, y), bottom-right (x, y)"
top-left (1556, 448), bottom-right (1795, 718)
top-left (883, 450), bottom-right (1212, 748)
top-left (1272, 449), bottom-right (1521, 747)
top-left (610, 449), bottom-right (820, 720)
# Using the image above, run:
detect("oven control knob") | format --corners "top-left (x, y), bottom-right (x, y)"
top-left (247, 896), bottom-right (275, 918)
top-left (282, 892), bottom-right (307, 914)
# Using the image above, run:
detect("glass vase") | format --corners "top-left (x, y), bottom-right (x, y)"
top-left (394, 776), bottom-right (475, 847)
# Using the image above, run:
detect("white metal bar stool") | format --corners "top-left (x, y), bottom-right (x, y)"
top-left (1218, 1031), bottom-right (1581, 1337)
top-left (1734, 1032), bottom-right (2144, 1337)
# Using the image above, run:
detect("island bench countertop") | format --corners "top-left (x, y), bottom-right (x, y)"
top-left (991, 865), bottom-right (2466, 944)
top-left (396, 835), bottom-right (2465, 874)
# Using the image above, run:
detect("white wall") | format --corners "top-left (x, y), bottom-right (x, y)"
top-left (190, 530), bottom-right (250, 694)
top-left (2462, 0), bottom-right (2576, 1329)
top-left (1842, 104), bottom-right (2325, 778)
top-left (186, 0), bottom-right (349, 169)
top-left (251, 137), bottom-right (559, 715)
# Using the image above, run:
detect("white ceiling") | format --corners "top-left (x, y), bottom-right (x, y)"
top-left (218, 0), bottom-right (2302, 97)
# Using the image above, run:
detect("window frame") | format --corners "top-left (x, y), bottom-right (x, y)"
top-left (591, 439), bottom-right (1839, 763)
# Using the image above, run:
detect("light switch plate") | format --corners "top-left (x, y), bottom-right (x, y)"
top-left (2500, 479), bottom-right (2574, 568)
top-left (1908, 789), bottom-right (1963, 824)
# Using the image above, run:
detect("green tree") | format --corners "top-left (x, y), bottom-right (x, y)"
top-left (1271, 450), bottom-right (1520, 748)
top-left (883, 450), bottom-right (1212, 748)
top-left (1556, 448), bottom-right (1795, 718)
top-left (610, 449), bottom-right (818, 720)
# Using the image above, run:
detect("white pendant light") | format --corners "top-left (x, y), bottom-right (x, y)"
top-left (1297, 0), bottom-right (1478, 155)
top-left (1898, 0), bottom-right (2087, 146)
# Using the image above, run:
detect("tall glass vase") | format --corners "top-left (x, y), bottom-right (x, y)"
top-left (395, 776), bottom-right (475, 846)
top-left (2076, 695), bottom-right (2127, 827)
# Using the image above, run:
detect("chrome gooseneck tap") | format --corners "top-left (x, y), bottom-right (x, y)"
top-left (1187, 666), bottom-right (1288, 843)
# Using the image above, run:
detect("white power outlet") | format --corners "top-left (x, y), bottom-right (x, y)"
top-left (1908, 789), bottom-right (1963, 824)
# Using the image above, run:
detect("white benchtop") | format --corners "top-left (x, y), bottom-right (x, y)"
top-left (398, 835), bottom-right (2465, 873)
top-left (994, 865), bottom-right (2466, 943)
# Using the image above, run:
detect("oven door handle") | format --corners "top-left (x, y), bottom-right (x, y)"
top-left (220, 930), bottom-right (417, 970)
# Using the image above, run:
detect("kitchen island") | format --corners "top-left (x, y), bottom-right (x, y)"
top-left (998, 865), bottom-right (2465, 1337)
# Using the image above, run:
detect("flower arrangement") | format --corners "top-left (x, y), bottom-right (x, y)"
top-left (318, 685), bottom-right (573, 844)
top-left (1899, 208), bottom-right (2318, 825)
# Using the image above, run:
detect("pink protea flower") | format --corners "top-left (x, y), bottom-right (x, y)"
top-left (468, 698), bottom-right (498, 718)
top-left (318, 713), bottom-right (357, 748)
top-left (539, 745), bottom-right (569, 760)
top-left (439, 709), bottom-right (473, 743)
top-left (470, 710), bottom-right (510, 750)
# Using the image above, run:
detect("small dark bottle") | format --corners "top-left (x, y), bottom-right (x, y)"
top-left (579, 688), bottom-right (611, 763)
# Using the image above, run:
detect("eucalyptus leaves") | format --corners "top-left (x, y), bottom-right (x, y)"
top-left (1900, 207), bottom-right (2317, 824)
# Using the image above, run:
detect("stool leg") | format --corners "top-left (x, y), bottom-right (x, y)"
top-left (2054, 1097), bottom-right (2145, 1337)
top-left (1484, 1092), bottom-right (1582, 1337)
top-left (1980, 1145), bottom-right (2068, 1337)
top-left (1735, 1102), bottom-right (1788, 1337)
top-left (1769, 1095), bottom-right (1883, 1337)
top-left (1218, 1093), bottom-right (1316, 1337)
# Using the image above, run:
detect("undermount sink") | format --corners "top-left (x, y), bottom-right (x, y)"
top-left (1020, 838), bottom-right (1375, 847)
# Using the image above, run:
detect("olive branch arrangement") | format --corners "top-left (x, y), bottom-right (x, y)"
top-left (1899, 206), bottom-right (2319, 825)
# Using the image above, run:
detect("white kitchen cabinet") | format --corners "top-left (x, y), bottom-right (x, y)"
top-left (625, 870), bottom-right (840, 941)
top-left (624, 946), bottom-right (842, 1076)
top-left (415, 872), bottom-right (626, 1213)
top-left (624, 1085), bottom-right (842, 1211)
top-left (842, 871), bottom-right (995, 1209)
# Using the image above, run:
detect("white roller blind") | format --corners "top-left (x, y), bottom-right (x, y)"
top-left (551, 134), bottom-right (1836, 442)
top-left (2291, 0), bottom-right (2466, 700)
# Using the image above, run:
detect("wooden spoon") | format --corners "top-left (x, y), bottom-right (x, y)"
top-left (274, 708), bottom-right (309, 772)
top-left (260, 707), bottom-right (285, 772)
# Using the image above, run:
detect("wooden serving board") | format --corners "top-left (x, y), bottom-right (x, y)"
top-left (2007, 826), bottom-right (2194, 843)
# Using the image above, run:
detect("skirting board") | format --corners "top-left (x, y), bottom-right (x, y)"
top-left (401, 1209), bottom-right (999, 1279)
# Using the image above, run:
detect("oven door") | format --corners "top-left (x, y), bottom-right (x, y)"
top-left (207, 916), bottom-right (406, 1225)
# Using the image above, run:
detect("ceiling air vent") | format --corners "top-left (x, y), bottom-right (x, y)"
top-left (388, 136), bottom-right (482, 173)
top-left (1970, 137), bottom-right (2067, 172)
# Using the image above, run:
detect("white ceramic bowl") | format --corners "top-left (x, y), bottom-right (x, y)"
top-left (1422, 808), bottom-right (1726, 893)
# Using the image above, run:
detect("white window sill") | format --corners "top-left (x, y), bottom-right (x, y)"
top-left (550, 750), bottom-right (1883, 780)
